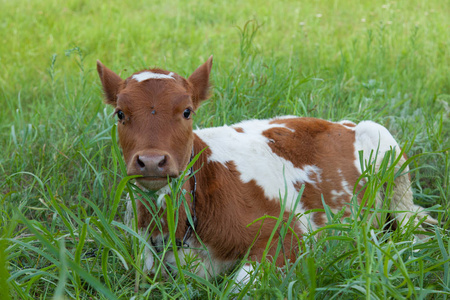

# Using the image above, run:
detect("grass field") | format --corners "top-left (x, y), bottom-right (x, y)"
top-left (1, 0), bottom-right (449, 298)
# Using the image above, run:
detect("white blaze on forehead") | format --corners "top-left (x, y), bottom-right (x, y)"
top-left (195, 118), bottom-right (323, 232)
top-left (132, 71), bottom-right (175, 82)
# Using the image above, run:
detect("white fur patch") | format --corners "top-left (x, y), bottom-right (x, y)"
top-left (147, 235), bottom-right (234, 279)
top-left (352, 121), bottom-right (400, 173)
top-left (140, 230), bottom-right (156, 274)
top-left (195, 119), bottom-right (322, 232)
top-left (235, 263), bottom-right (254, 286)
top-left (330, 175), bottom-right (353, 207)
top-left (132, 71), bottom-right (175, 82)
top-left (337, 120), bottom-right (356, 128)
top-left (155, 184), bottom-right (171, 207)
top-left (336, 169), bottom-right (353, 197)
top-left (124, 194), bottom-right (133, 228)
top-left (273, 115), bottom-right (298, 120)
top-left (348, 121), bottom-right (438, 228)
top-left (331, 189), bottom-right (346, 202)
top-left (168, 246), bottom-right (234, 278)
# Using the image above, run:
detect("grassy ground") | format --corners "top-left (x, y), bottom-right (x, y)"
top-left (1, 0), bottom-right (449, 298)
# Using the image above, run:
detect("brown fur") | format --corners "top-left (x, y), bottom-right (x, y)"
top-left (266, 118), bottom-right (364, 217)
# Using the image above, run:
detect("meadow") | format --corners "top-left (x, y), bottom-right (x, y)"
top-left (1, 0), bottom-right (449, 298)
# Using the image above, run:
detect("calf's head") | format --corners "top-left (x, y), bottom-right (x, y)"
top-left (97, 57), bottom-right (213, 190)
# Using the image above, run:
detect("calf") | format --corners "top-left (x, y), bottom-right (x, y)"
top-left (97, 57), bottom-right (435, 281)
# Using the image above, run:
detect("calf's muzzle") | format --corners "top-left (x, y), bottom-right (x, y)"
top-left (127, 150), bottom-right (179, 190)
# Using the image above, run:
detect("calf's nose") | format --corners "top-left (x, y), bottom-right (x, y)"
top-left (133, 154), bottom-right (168, 176)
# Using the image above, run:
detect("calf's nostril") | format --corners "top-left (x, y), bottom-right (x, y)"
top-left (137, 156), bottom-right (146, 168)
top-left (158, 156), bottom-right (167, 168)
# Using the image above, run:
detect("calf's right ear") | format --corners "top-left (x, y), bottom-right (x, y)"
top-left (97, 60), bottom-right (122, 106)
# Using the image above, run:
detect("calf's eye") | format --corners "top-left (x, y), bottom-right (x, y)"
top-left (117, 110), bottom-right (125, 120)
top-left (183, 108), bottom-right (192, 119)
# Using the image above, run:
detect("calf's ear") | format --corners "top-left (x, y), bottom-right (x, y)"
top-left (97, 60), bottom-right (122, 107)
top-left (188, 55), bottom-right (213, 109)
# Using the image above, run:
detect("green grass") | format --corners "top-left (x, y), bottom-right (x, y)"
top-left (1, 0), bottom-right (449, 298)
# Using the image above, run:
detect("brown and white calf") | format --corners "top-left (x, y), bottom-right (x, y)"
top-left (97, 56), bottom-right (435, 281)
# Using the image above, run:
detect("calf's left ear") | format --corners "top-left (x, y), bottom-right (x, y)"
top-left (97, 60), bottom-right (123, 107)
top-left (188, 55), bottom-right (213, 109)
